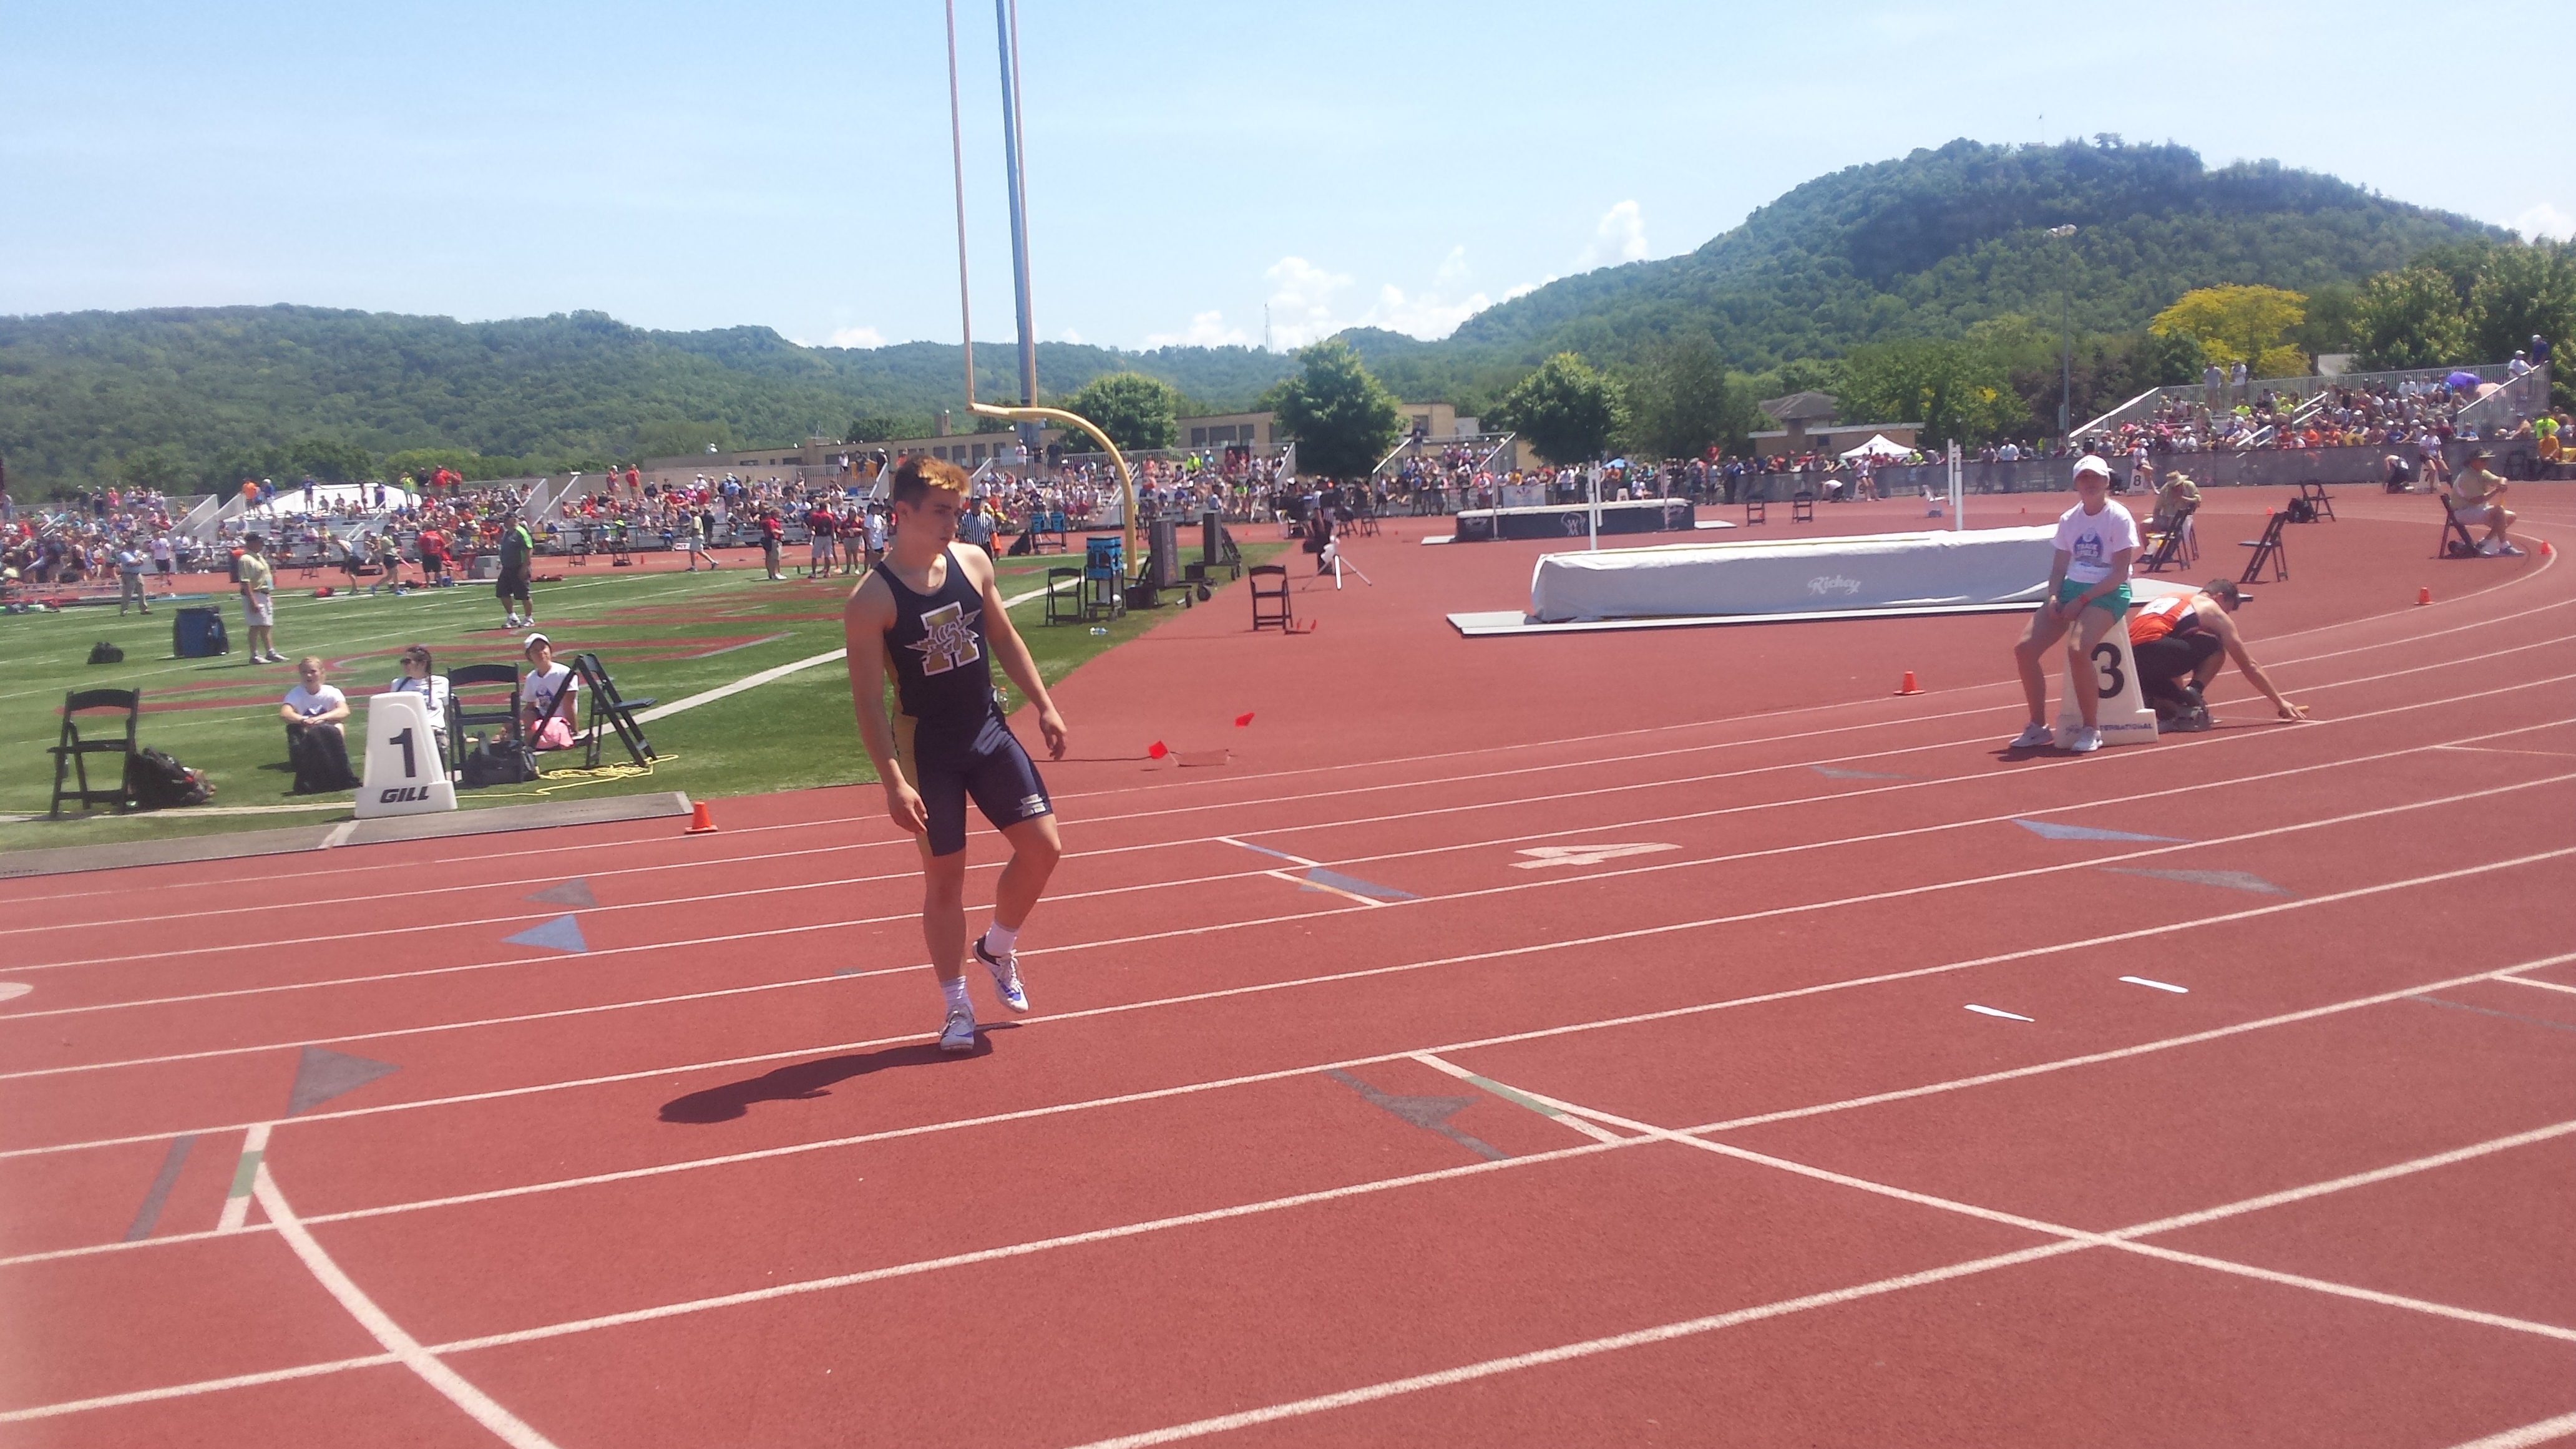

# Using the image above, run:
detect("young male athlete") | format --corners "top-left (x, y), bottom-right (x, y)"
top-left (2008, 454), bottom-right (2139, 754)
top-left (844, 457), bottom-right (1067, 1053)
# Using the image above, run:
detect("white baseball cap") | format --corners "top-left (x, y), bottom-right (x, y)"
top-left (2072, 456), bottom-right (2113, 479)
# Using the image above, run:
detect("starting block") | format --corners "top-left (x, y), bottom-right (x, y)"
top-left (354, 691), bottom-right (459, 819)
top-left (2055, 622), bottom-right (2158, 749)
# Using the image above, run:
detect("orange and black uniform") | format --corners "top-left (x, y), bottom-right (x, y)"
top-left (2128, 594), bottom-right (2222, 712)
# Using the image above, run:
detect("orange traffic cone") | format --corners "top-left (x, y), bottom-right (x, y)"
top-left (2417, 586), bottom-right (2431, 606)
top-left (685, 800), bottom-right (718, 834)
top-left (1895, 671), bottom-right (1923, 696)
top-left (2545, 542), bottom-right (2557, 557)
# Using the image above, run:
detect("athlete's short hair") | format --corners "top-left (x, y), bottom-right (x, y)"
top-left (890, 456), bottom-right (970, 507)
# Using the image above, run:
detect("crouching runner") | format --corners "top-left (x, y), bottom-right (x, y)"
top-left (844, 456), bottom-right (1068, 1053)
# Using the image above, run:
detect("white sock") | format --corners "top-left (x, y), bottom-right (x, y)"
top-left (981, 922), bottom-right (1019, 959)
top-left (940, 976), bottom-right (970, 1013)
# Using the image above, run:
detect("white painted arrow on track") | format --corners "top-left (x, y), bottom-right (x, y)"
top-left (1513, 844), bottom-right (1679, 869)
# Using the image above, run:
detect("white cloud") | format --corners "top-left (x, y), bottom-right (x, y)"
top-left (826, 324), bottom-right (885, 349)
top-left (1254, 249), bottom-right (1500, 347)
top-left (1503, 279), bottom-right (1546, 301)
top-left (1060, 327), bottom-right (1085, 344)
top-left (2512, 202), bottom-right (2574, 241)
top-left (1143, 310), bottom-right (1249, 348)
top-left (1263, 256), bottom-right (1354, 349)
top-left (1574, 200), bottom-right (1647, 269)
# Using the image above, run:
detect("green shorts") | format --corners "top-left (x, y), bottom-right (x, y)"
top-left (2056, 577), bottom-right (2132, 613)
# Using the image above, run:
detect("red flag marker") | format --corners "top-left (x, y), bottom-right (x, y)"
top-left (1147, 741), bottom-right (1168, 759)
top-left (1234, 712), bottom-right (1255, 727)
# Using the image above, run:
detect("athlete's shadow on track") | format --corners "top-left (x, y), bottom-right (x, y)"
top-left (657, 1027), bottom-right (1020, 1124)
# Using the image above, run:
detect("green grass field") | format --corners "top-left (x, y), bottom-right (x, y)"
top-left (2, 547), bottom-right (1266, 852)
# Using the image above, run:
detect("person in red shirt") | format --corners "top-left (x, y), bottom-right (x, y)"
top-left (806, 499), bottom-right (838, 579)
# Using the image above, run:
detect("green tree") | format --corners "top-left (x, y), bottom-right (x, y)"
top-left (1270, 339), bottom-right (1406, 478)
top-left (844, 415), bottom-right (917, 444)
top-left (1496, 352), bottom-right (1628, 464)
top-left (2351, 266), bottom-right (2469, 370)
top-left (285, 437), bottom-right (376, 482)
top-left (1622, 338), bottom-right (1751, 459)
top-left (1059, 371), bottom-right (1181, 452)
top-left (115, 445), bottom-right (192, 489)
top-left (2149, 285), bottom-right (2308, 378)
top-left (2467, 240), bottom-right (2576, 367)
top-left (629, 419), bottom-right (736, 461)
top-left (1838, 339), bottom-right (2024, 448)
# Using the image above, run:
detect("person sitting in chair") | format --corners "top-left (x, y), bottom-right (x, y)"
top-left (279, 656), bottom-right (359, 793)
top-left (386, 644), bottom-right (452, 763)
top-left (2442, 449), bottom-right (2525, 557)
top-left (519, 633), bottom-right (579, 751)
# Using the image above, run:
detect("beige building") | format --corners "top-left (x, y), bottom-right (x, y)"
top-left (1750, 391), bottom-right (1921, 458)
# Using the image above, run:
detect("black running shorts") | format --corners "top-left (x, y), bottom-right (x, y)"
top-left (893, 713), bottom-right (1052, 856)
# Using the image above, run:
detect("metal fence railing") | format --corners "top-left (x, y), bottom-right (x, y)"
top-left (2454, 366), bottom-right (2551, 436)
top-left (2071, 361), bottom-right (2521, 442)
top-left (1721, 436), bottom-right (2551, 502)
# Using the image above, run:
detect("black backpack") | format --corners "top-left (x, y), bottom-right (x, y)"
top-left (87, 640), bottom-right (124, 665)
top-left (126, 748), bottom-right (214, 809)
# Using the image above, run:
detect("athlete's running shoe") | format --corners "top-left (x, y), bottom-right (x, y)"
top-left (2008, 721), bottom-right (2056, 749)
top-left (939, 1007), bottom-right (977, 1053)
top-left (2496, 542), bottom-right (2527, 557)
top-left (975, 938), bottom-right (1030, 1013)
top-left (2067, 726), bottom-right (2104, 754)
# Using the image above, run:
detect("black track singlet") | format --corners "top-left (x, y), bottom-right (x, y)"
top-left (877, 547), bottom-right (995, 758)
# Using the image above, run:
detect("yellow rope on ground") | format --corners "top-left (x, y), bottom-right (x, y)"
top-left (472, 752), bottom-right (675, 801)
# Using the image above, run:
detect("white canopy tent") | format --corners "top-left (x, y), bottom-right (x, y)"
top-left (1840, 434), bottom-right (1914, 462)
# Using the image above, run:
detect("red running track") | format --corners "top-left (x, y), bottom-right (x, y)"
top-left (3, 485), bottom-right (2574, 1448)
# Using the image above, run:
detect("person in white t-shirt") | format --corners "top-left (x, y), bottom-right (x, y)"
top-left (387, 644), bottom-right (453, 761)
top-left (279, 656), bottom-right (359, 793)
top-left (2008, 455), bottom-right (2140, 754)
top-left (519, 633), bottom-right (578, 749)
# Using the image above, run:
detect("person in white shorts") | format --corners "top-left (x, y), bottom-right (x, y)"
top-left (2008, 456), bottom-right (2140, 754)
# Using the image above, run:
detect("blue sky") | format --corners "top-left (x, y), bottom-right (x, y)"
top-left (6, 0), bottom-right (2565, 353)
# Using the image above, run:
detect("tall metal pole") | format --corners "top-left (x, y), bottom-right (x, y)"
top-left (995, 0), bottom-right (1039, 442)
top-left (2049, 225), bottom-right (2077, 441)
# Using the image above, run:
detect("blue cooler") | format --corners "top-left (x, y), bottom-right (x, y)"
top-left (173, 606), bottom-right (229, 658)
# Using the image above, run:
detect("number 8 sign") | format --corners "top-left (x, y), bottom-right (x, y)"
top-left (355, 691), bottom-right (460, 819)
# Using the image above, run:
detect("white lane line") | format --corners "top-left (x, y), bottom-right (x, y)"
top-left (2446, 1410), bottom-right (2576, 1448)
top-left (21, 666), bottom-right (2568, 983)
top-left (10, 600), bottom-right (2565, 927)
top-left (2119, 975), bottom-right (2188, 993)
top-left (0, 1141), bottom-right (1624, 1423)
top-left (2497, 974), bottom-right (2576, 998)
top-left (1687, 957), bottom-right (2576, 1136)
top-left (20, 957), bottom-right (2548, 1272)
top-left (1411, 1052), bottom-right (1631, 1146)
top-left (630, 582), bottom-right (1046, 725)
top-left (1964, 1005), bottom-right (2032, 1021)
top-left (12, 775), bottom-right (2567, 1086)
top-left (22, 705), bottom-right (2572, 1040)
top-left (1056, 1245), bottom-right (2097, 1449)
top-left (6, 585), bottom-right (2567, 917)
top-left (1056, 1096), bottom-right (2576, 1449)
top-left (214, 1121), bottom-right (270, 1232)
top-left (251, 1166), bottom-right (562, 1448)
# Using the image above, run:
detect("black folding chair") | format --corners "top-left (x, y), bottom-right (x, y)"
top-left (2238, 512), bottom-right (2290, 585)
top-left (572, 653), bottom-right (656, 768)
top-left (49, 688), bottom-right (140, 816)
top-left (2434, 491), bottom-right (2487, 559)
top-left (444, 664), bottom-right (520, 776)
top-left (2139, 502), bottom-right (2198, 574)
top-left (1744, 498), bottom-right (1767, 525)
top-left (1249, 564), bottom-right (1292, 632)
top-left (1792, 492), bottom-right (1816, 523)
top-left (2295, 479), bottom-right (2336, 522)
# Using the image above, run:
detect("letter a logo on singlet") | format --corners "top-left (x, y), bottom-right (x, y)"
top-left (910, 602), bottom-right (982, 675)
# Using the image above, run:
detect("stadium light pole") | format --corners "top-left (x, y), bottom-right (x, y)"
top-left (2049, 225), bottom-right (2077, 440)
top-left (995, 0), bottom-right (1040, 452)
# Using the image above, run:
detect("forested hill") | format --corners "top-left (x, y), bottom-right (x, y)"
top-left (0, 139), bottom-right (2506, 494)
top-left (0, 307), bottom-right (1295, 492)
top-left (1438, 138), bottom-right (2500, 369)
